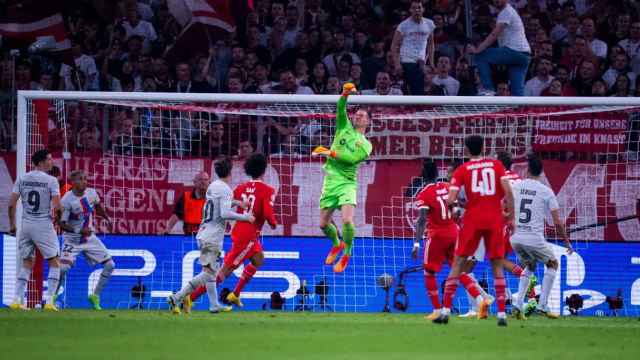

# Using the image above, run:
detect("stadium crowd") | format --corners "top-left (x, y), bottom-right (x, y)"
top-left (1, 0), bottom-right (640, 156)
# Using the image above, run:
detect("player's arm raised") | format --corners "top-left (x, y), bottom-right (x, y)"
top-left (413, 207), bottom-right (428, 260)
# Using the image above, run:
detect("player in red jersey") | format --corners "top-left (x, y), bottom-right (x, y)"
top-left (217, 153), bottom-right (277, 307)
top-left (497, 151), bottom-right (526, 274)
top-left (433, 135), bottom-right (515, 327)
top-left (412, 159), bottom-right (488, 321)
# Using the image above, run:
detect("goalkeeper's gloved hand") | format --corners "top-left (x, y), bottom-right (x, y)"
top-left (342, 82), bottom-right (357, 96)
top-left (312, 146), bottom-right (336, 158)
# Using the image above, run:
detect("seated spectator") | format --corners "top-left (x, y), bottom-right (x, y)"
top-left (541, 78), bottom-right (564, 96)
top-left (77, 105), bottom-right (101, 149)
top-left (273, 32), bottom-right (319, 73)
top-left (560, 36), bottom-right (599, 77)
top-left (553, 64), bottom-right (576, 95)
top-left (306, 62), bottom-right (329, 94)
top-left (269, 69), bottom-right (314, 94)
top-left (362, 71), bottom-right (403, 95)
top-left (123, 35), bottom-right (144, 61)
top-left (352, 30), bottom-right (369, 58)
top-left (295, 58), bottom-right (309, 84)
top-left (151, 57), bottom-right (173, 92)
top-left (335, 55), bottom-right (353, 85)
top-left (322, 31), bottom-right (361, 76)
top-left (272, 134), bottom-right (300, 156)
top-left (245, 25), bottom-right (272, 65)
top-left (524, 56), bottom-right (554, 96)
top-left (591, 79), bottom-right (609, 96)
top-left (283, 4), bottom-right (302, 49)
top-left (581, 18), bottom-right (608, 60)
top-left (349, 63), bottom-right (363, 90)
top-left (603, 53), bottom-right (637, 91)
top-left (247, 62), bottom-right (275, 93)
top-left (423, 65), bottom-right (445, 96)
top-left (609, 74), bottom-right (633, 97)
top-left (433, 55), bottom-right (460, 96)
top-left (35, 72), bottom-right (54, 91)
top-left (269, 16), bottom-right (287, 58)
top-left (79, 130), bottom-right (102, 152)
top-left (121, 6), bottom-right (157, 54)
top-left (209, 122), bottom-right (231, 158)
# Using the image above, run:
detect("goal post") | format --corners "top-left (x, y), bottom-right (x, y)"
top-left (12, 90), bottom-right (640, 314)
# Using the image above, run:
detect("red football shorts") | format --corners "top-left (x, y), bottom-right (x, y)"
top-left (224, 236), bottom-right (263, 269)
top-left (423, 229), bottom-right (457, 272)
top-left (455, 219), bottom-right (505, 260)
top-left (503, 224), bottom-right (513, 256)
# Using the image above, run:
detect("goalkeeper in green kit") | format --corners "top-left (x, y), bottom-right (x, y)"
top-left (312, 82), bottom-right (372, 273)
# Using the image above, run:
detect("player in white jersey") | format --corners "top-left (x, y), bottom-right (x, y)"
top-left (168, 157), bottom-right (255, 314)
top-left (57, 170), bottom-right (114, 310)
top-left (8, 149), bottom-right (62, 311)
top-left (510, 154), bottom-right (573, 319)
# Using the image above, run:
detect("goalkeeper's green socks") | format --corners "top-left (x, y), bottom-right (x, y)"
top-left (322, 223), bottom-right (340, 247)
top-left (343, 222), bottom-right (355, 256)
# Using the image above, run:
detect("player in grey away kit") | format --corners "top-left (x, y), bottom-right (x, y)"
top-left (168, 157), bottom-right (255, 314)
top-left (8, 149), bottom-right (62, 311)
top-left (510, 154), bottom-right (573, 319)
top-left (58, 170), bottom-right (114, 310)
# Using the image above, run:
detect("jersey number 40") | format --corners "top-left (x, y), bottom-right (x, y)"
top-left (471, 168), bottom-right (496, 196)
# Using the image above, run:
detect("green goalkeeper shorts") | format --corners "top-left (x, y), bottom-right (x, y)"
top-left (319, 182), bottom-right (357, 209)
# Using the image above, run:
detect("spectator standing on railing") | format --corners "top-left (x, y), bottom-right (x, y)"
top-left (467, 0), bottom-right (531, 96)
top-left (390, 0), bottom-right (435, 96)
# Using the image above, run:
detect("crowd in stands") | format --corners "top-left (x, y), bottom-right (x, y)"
top-left (1, 0), bottom-right (639, 157)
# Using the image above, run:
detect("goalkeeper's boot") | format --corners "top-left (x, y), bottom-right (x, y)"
top-left (425, 310), bottom-right (440, 321)
top-left (432, 313), bottom-right (449, 325)
top-left (333, 255), bottom-right (350, 273)
top-left (88, 294), bottom-right (102, 311)
top-left (227, 292), bottom-right (244, 308)
top-left (9, 302), bottom-right (29, 311)
top-left (167, 295), bottom-right (181, 315)
top-left (512, 306), bottom-right (527, 320)
top-left (325, 242), bottom-right (345, 265)
top-left (43, 303), bottom-right (59, 312)
top-left (477, 297), bottom-right (494, 319)
top-left (182, 294), bottom-right (193, 314)
top-left (535, 307), bottom-right (559, 319)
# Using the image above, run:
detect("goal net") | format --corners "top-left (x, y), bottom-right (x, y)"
top-left (10, 91), bottom-right (640, 316)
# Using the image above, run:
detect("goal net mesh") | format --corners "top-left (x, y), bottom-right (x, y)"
top-left (15, 95), bottom-right (640, 315)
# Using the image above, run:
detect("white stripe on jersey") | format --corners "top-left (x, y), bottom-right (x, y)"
top-left (511, 178), bottom-right (559, 245)
top-left (12, 170), bottom-right (60, 222)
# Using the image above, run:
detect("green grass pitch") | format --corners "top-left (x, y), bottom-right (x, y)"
top-left (1, 309), bottom-right (639, 359)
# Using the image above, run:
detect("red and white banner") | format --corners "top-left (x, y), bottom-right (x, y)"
top-left (0, 10), bottom-right (70, 52)
top-left (1, 154), bottom-right (638, 241)
top-left (532, 110), bottom-right (629, 153)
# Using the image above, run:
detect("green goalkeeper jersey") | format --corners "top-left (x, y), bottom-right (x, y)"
top-left (323, 96), bottom-right (373, 184)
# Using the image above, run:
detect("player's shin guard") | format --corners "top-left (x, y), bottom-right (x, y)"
top-left (342, 222), bottom-right (355, 256)
top-left (46, 266), bottom-right (61, 304)
top-left (515, 269), bottom-right (532, 309)
top-left (322, 223), bottom-right (340, 247)
top-left (233, 264), bottom-right (257, 296)
top-left (93, 260), bottom-right (114, 296)
top-left (424, 271), bottom-right (441, 309)
top-left (442, 277), bottom-right (459, 311)
top-left (539, 268), bottom-right (557, 309)
top-left (494, 277), bottom-right (507, 314)
top-left (14, 266), bottom-right (32, 303)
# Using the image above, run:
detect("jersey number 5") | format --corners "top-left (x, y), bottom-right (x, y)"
top-left (471, 168), bottom-right (496, 196)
